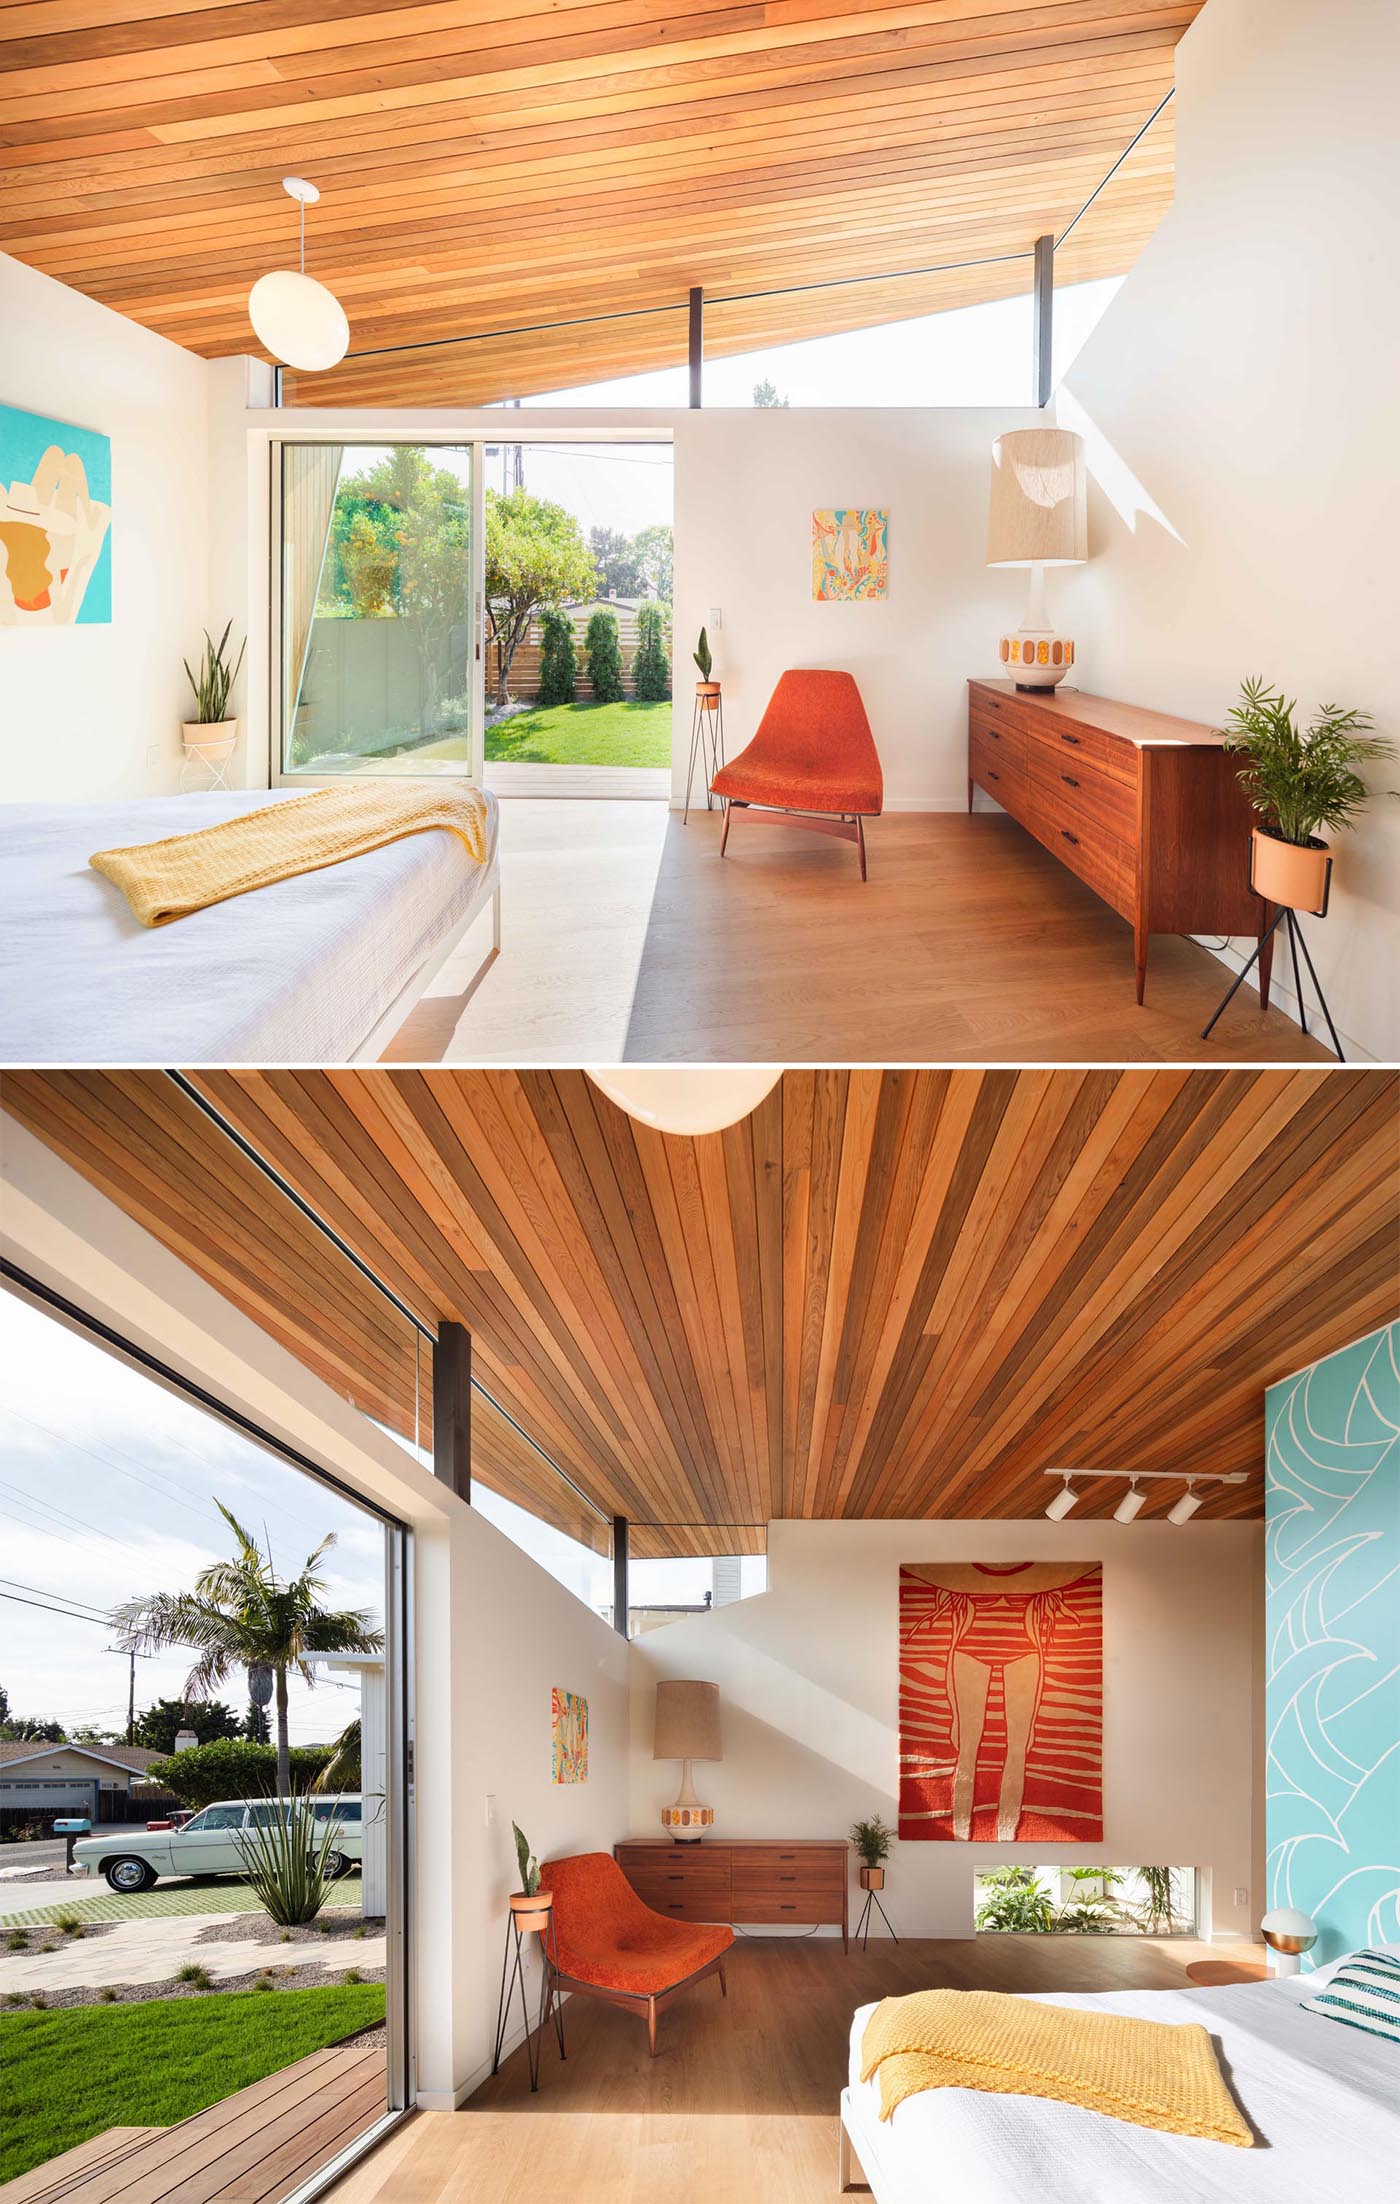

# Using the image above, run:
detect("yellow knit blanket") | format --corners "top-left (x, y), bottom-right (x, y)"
top-left (90, 783), bottom-right (489, 928)
top-left (860, 1990), bottom-right (1252, 2147)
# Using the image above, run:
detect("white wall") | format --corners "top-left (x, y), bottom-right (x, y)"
top-left (671, 405), bottom-right (1042, 809)
top-left (0, 1115), bottom-right (628, 2108)
top-left (1, 252), bottom-right (218, 803)
top-left (629, 1519), bottom-right (1262, 1943)
top-left (1055, 0), bottom-right (1400, 1062)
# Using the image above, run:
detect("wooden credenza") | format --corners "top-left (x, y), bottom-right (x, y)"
top-left (968, 678), bottom-right (1272, 1005)
top-left (615, 1839), bottom-right (849, 1949)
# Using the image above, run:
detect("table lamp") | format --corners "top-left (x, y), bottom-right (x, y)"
top-left (986, 427), bottom-right (1087, 688)
top-left (1260, 1905), bottom-right (1318, 1975)
top-left (654, 1678), bottom-right (722, 1842)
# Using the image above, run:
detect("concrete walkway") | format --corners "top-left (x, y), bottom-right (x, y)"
top-left (0, 1910), bottom-right (385, 1991)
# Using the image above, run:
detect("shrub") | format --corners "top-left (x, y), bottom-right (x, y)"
top-left (54, 1914), bottom-right (83, 1939)
top-left (584, 610), bottom-right (624, 704)
top-left (233, 1797), bottom-right (345, 1928)
top-left (98, 1986), bottom-right (118, 2003)
top-left (632, 603), bottom-right (671, 702)
top-left (147, 1737), bottom-right (332, 1811)
top-left (343, 1967), bottom-right (363, 1986)
top-left (176, 1964), bottom-right (212, 1989)
top-left (536, 607), bottom-right (578, 707)
top-left (6, 1929), bottom-right (27, 1953)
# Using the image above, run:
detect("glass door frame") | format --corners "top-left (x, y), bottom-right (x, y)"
top-left (269, 435), bottom-right (488, 788)
top-left (0, 1260), bottom-right (417, 2201)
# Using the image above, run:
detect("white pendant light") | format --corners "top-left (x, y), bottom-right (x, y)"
top-left (1044, 1476), bottom-right (1078, 1521)
top-left (586, 1068), bottom-right (782, 1137)
top-left (1167, 1483), bottom-right (1203, 1525)
top-left (1113, 1479), bottom-right (1146, 1524)
top-left (248, 177), bottom-right (349, 373)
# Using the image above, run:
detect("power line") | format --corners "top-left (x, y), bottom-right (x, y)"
top-left (0, 1577), bottom-right (111, 1618)
top-left (0, 1589), bottom-right (116, 1625)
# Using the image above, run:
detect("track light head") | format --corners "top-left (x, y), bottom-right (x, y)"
top-left (1044, 1477), bottom-right (1078, 1521)
top-left (1113, 1479), bottom-right (1146, 1524)
top-left (1168, 1484), bottom-right (1203, 1525)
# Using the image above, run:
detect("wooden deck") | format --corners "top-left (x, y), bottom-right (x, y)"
top-left (7, 2044), bottom-right (386, 2204)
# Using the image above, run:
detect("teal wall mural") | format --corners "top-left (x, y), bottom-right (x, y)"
top-left (1266, 1322), bottom-right (1399, 1966)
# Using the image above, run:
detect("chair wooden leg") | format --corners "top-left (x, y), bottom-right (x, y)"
top-left (647, 1998), bottom-right (658, 2055)
top-left (856, 815), bottom-right (868, 881)
top-left (720, 800), bottom-right (733, 857)
top-left (718, 1960), bottom-right (727, 1998)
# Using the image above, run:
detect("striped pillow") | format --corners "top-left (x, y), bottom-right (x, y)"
top-left (1300, 1949), bottom-right (1400, 2044)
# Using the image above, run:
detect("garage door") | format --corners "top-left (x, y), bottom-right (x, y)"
top-left (0, 1779), bottom-right (95, 1810)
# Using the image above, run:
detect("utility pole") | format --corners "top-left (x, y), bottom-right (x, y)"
top-left (125, 1650), bottom-right (136, 1745)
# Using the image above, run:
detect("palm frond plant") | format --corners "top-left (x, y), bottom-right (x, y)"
top-left (234, 1797), bottom-right (344, 1926)
top-left (850, 1814), bottom-right (893, 1869)
top-left (114, 1501), bottom-right (383, 1800)
top-left (1135, 1865), bottom-right (1182, 1936)
top-left (1217, 677), bottom-right (1394, 909)
top-left (183, 621), bottom-right (247, 724)
top-left (974, 1865), bottom-right (1055, 1934)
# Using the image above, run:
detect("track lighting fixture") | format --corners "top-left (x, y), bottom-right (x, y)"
top-left (1040, 1469), bottom-right (1245, 1521)
top-left (1112, 1479), bottom-right (1146, 1524)
top-left (1044, 1476), bottom-right (1078, 1521)
top-left (1167, 1483), bottom-right (1203, 1525)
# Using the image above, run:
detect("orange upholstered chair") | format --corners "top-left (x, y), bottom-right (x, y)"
top-left (711, 668), bottom-right (883, 878)
top-left (540, 1851), bottom-right (733, 2054)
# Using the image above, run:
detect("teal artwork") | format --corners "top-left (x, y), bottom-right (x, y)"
top-left (1266, 1323), bottom-right (1400, 1966)
top-left (0, 402), bottom-right (112, 625)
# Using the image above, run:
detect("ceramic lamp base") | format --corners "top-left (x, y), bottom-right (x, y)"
top-left (1000, 630), bottom-right (1075, 687)
top-left (662, 1756), bottom-right (715, 1842)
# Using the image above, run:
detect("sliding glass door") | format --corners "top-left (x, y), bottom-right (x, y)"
top-left (278, 443), bottom-right (477, 779)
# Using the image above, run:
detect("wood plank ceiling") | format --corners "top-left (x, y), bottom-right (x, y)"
top-left (0, 2), bottom-right (1201, 403)
top-left (4, 1069), bottom-right (1396, 1553)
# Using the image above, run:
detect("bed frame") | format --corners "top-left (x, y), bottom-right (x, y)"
top-left (352, 857), bottom-right (500, 1063)
top-left (839, 2086), bottom-right (898, 2202)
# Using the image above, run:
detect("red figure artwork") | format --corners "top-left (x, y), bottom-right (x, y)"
top-left (898, 1562), bottom-right (1103, 1843)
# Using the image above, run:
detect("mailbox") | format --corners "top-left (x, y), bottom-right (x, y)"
top-left (53, 1818), bottom-right (91, 1834)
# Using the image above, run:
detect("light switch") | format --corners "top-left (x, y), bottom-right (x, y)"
top-left (1233, 1887), bottom-right (1247, 1908)
top-left (485, 1793), bottom-right (496, 1828)
top-left (709, 606), bottom-right (723, 630)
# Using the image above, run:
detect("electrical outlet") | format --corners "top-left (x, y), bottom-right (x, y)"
top-left (1234, 1887), bottom-right (1248, 1909)
top-left (484, 1793), bottom-right (496, 1828)
top-left (146, 744), bottom-right (161, 767)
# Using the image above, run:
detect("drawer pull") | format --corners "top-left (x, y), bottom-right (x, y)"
top-left (780, 1904), bottom-right (796, 1912)
top-left (988, 726), bottom-right (1001, 740)
top-left (666, 1873), bottom-right (683, 1882)
top-left (1061, 732), bottom-right (1081, 746)
top-left (987, 768), bottom-right (999, 781)
top-left (779, 1874), bottom-right (796, 1882)
top-left (1061, 829), bottom-right (1080, 846)
top-left (1061, 774), bottom-right (1079, 787)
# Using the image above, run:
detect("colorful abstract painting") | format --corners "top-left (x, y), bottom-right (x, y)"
top-left (898, 1563), bottom-right (1103, 1842)
top-left (551, 1687), bottom-right (588, 1785)
top-left (0, 404), bottom-right (112, 626)
top-left (1266, 1323), bottom-right (1399, 1966)
top-left (812, 508), bottom-right (888, 600)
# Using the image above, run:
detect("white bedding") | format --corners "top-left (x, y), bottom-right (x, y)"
top-left (0, 789), bottom-right (499, 1065)
top-left (844, 1965), bottom-right (1399, 2204)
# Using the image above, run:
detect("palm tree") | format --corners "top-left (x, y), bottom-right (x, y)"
top-left (114, 1503), bottom-right (383, 1799)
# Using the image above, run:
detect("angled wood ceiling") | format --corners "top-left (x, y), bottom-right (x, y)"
top-left (0, 2), bottom-right (1200, 403)
top-left (4, 1069), bottom-right (1395, 1554)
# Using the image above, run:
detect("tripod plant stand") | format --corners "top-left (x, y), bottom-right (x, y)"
top-left (854, 1866), bottom-right (898, 1950)
top-left (683, 683), bottom-right (725, 823)
top-left (1201, 865), bottom-right (1345, 1061)
top-left (492, 1890), bottom-right (566, 2091)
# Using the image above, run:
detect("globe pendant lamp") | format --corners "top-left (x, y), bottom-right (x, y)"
top-left (586, 1068), bottom-right (781, 1136)
top-left (248, 178), bottom-right (349, 373)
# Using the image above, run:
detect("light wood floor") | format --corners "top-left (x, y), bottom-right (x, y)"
top-left (327, 1933), bottom-right (1260, 2204)
top-left (385, 802), bottom-right (1330, 1065)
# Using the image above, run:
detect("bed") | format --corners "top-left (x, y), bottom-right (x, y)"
top-left (0, 788), bottom-right (500, 1065)
top-left (840, 1954), bottom-right (1399, 2203)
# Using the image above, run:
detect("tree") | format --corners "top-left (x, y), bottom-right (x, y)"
top-left (148, 1737), bottom-right (333, 1812)
top-left (589, 525), bottom-right (645, 598)
top-left (585, 609), bottom-right (624, 704)
top-left (632, 601), bottom-right (671, 702)
top-left (536, 605), bottom-right (578, 708)
top-left (244, 1699), bottom-right (271, 1744)
top-left (340, 511), bottom-right (396, 618)
top-left (114, 1503), bottom-right (383, 1800)
top-left (132, 1697), bottom-right (242, 1756)
top-left (0, 1686), bottom-right (64, 1744)
top-left (68, 1724), bottom-right (120, 1746)
top-left (632, 523), bottom-right (673, 603)
top-left (485, 489), bottom-right (596, 707)
top-left (753, 378), bottom-right (790, 408)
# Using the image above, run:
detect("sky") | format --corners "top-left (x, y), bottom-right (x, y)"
top-left (1, 1290), bottom-right (386, 1749)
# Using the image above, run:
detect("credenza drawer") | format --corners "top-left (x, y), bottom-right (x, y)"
top-left (628, 1863), bottom-right (731, 1895)
top-left (968, 709), bottom-right (1027, 773)
top-left (1027, 739), bottom-right (1136, 841)
top-left (731, 1893), bottom-right (832, 1924)
top-left (729, 1844), bottom-right (841, 1870)
top-left (970, 727), bottom-right (1028, 814)
top-left (969, 684), bottom-right (1042, 740)
top-left (638, 1890), bottom-right (731, 1922)
top-left (1026, 711), bottom-right (1136, 788)
top-left (1024, 795), bottom-right (1135, 920)
top-left (619, 1845), bottom-right (729, 1872)
top-left (732, 1865), bottom-right (842, 1902)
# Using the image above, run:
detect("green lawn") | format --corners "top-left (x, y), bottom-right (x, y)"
top-left (1, 1982), bottom-right (385, 2183)
top-left (485, 698), bottom-right (671, 767)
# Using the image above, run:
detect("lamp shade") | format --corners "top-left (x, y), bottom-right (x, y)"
top-left (987, 428), bottom-right (1087, 568)
top-left (587, 1068), bottom-right (780, 1137)
top-left (248, 269), bottom-right (349, 373)
top-left (1260, 1906), bottom-right (1317, 1948)
top-left (653, 1678), bottom-right (722, 1762)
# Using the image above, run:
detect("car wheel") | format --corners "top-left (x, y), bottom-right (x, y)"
top-left (322, 1850), bottom-right (350, 1880)
top-left (104, 1856), bottom-right (158, 1894)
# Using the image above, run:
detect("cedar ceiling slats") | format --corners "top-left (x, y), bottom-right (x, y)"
top-left (0, 1), bottom-right (1201, 403)
top-left (4, 1070), bottom-right (1396, 1555)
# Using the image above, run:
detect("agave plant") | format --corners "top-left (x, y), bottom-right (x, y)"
top-left (183, 620), bottom-right (247, 724)
top-left (234, 1796), bottom-right (345, 1927)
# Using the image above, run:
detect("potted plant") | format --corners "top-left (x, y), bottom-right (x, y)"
top-left (182, 621), bottom-right (247, 763)
top-left (850, 1812), bottom-right (892, 1892)
top-left (693, 626), bottom-right (720, 714)
top-left (510, 1821), bottom-right (552, 1933)
top-left (1217, 677), bottom-right (1394, 914)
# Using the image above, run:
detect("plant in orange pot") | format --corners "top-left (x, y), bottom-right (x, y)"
top-left (850, 1813), bottom-right (898, 1947)
top-left (1218, 677), bottom-right (1393, 916)
top-left (510, 1821), bottom-right (553, 1934)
